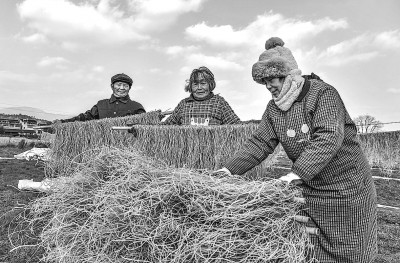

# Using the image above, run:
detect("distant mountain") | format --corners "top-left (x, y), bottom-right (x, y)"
top-left (0, 107), bottom-right (71, 121)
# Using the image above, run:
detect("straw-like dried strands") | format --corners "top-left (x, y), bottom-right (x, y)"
top-left (357, 131), bottom-right (400, 173)
top-left (131, 124), bottom-right (281, 180)
top-left (48, 119), bottom-right (280, 179)
top-left (47, 111), bottom-right (162, 176)
top-left (40, 132), bottom-right (55, 145)
top-left (13, 147), bottom-right (314, 263)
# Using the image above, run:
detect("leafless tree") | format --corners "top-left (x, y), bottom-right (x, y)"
top-left (353, 115), bottom-right (383, 133)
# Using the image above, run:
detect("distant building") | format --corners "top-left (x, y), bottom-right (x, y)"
top-left (21, 119), bottom-right (37, 129)
top-left (0, 118), bottom-right (42, 137)
top-left (35, 120), bottom-right (53, 134)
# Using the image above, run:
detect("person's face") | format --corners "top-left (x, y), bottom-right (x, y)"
top-left (191, 75), bottom-right (210, 99)
top-left (111, 82), bottom-right (131, 98)
top-left (264, 77), bottom-right (284, 98)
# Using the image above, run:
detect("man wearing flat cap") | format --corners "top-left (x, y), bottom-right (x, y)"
top-left (59, 73), bottom-right (145, 123)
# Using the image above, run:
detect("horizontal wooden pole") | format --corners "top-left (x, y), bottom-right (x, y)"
top-left (162, 110), bottom-right (173, 115)
top-left (293, 197), bottom-right (305, 204)
top-left (294, 215), bottom-right (310, 223)
top-left (112, 126), bottom-right (132, 130)
top-left (377, 204), bottom-right (400, 210)
top-left (372, 176), bottom-right (400, 182)
top-left (111, 110), bottom-right (175, 130)
top-left (305, 227), bottom-right (319, 235)
top-left (33, 111), bottom-right (173, 130)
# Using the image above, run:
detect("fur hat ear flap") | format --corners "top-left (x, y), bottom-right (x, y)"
top-left (252, 62), bottom-right (267, 84)
top-left (252, 57), bottom-right (291, 83)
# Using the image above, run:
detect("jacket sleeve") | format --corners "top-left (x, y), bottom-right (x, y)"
top-left (220, 97), bottom-right (241, 124)
top-left (162, 100), bottom-right (183, 125)
top-left (133, 103), bottom-right (146, 115)
top-left (134, 109), bottom-right (146, 115)
top-left (224, 105), bottom-right (279, 175)
top-left (291, 88), bottom-right (345, 181)
top-left (61, 104), bottom-right (99, 123)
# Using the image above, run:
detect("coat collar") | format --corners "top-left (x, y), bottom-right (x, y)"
top-left (185, 92), bottom-right (214, 102)
top-left (109, 94), bottom-right (130, 104)
top-left (294, 79), bottom-right (310, 102)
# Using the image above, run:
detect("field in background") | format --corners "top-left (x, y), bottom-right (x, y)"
top-left (0, 147), bottom-right (45, 262)
top-left (0, 137), bottom-right (37, 147)
top-left (359, 131), bottom-right (400, 173)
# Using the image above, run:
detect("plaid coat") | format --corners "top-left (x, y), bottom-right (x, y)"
top-left (225, 79), bottom-right (377, 262)
top-left (163, 93), bottom-right (240, 125)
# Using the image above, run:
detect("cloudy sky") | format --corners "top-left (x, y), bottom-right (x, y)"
top-left (0, 0), bottom-right (399, 129)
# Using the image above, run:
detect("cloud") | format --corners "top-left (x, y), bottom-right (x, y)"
top-left (0, 70), bottom-right (40, 86)
top-left (182, 11), bottom-right (397, 70)
top-left (388, 88), bottom-right (400, 94)
top-left (185, 53), bottom-right (244, 71)
top-left (17, 0), bottom-right (148, 48)
top-left (92, 66), bottom-right (105, 73)
top-left (128, 0), bottom-right (207, 31)
top-left (321, 51), bottom-right (379, 67)
top-left (17, 0), bottom-right (207, 49)
top-left (185, 11), bottom-right (348, 48)
top-left (374, 30), bottom-right (400, 49)
top-left (164, 46), bottom-right (247, 74)
top-left (19, 33), bottom-right (48, 44)
top-left (132, 85), bottom-right (145, 91)
top-left (314, 31), bottom-right (400, 66)
top-left (37, 56), bottom-right (70, 67)
top-left (216, 80), bottom-right (248, 101)
top-left (165, 45), bottom-right (200, 56)
top-left (148, 68), bottom-right (173, 75)
top-left (216, 80), bottom-right (230, 88)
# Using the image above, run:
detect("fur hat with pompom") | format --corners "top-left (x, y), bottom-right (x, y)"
top-left (252, 37), bottom-right (300, 84)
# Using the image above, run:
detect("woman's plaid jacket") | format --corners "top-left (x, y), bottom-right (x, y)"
top-left (225, 79), bottom-right (377, 262)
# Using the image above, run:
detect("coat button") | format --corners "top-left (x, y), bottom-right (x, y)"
top-left (114, 112), bottom-right (116, 114)
top-left (116, 102), bottom-right (118, 105)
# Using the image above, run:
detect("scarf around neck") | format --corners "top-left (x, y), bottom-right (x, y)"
top-left (273, 72), bottom-right (305, 111)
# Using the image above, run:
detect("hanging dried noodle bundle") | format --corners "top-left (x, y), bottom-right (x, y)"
top-left (131, 124), bottom-right (280, 179)
top-left (48, 117), bottom-right (280, 179)
top-left (47, 111), bottom-right (162, 175)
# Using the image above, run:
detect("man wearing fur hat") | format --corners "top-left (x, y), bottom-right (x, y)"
top-left (59, 73), bottom-right (145, 123)
top-left (215, 37), bottom-right (377, 262)
top-left (163, 66), bottom-right (240, 126)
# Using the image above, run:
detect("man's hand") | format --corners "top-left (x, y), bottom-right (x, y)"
top-left (212, 167), bottom-right (232, 178)
top-left (279, 172), bottom-right (302, 185)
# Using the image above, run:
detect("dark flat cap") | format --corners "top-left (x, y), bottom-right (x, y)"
top-left (111, 73), bottom-right (133, 86)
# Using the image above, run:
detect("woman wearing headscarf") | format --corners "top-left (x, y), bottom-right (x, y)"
top-left (163, 66), bottom-right (240, 125)
top-left (216, 37), bottom-right (377, 262)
